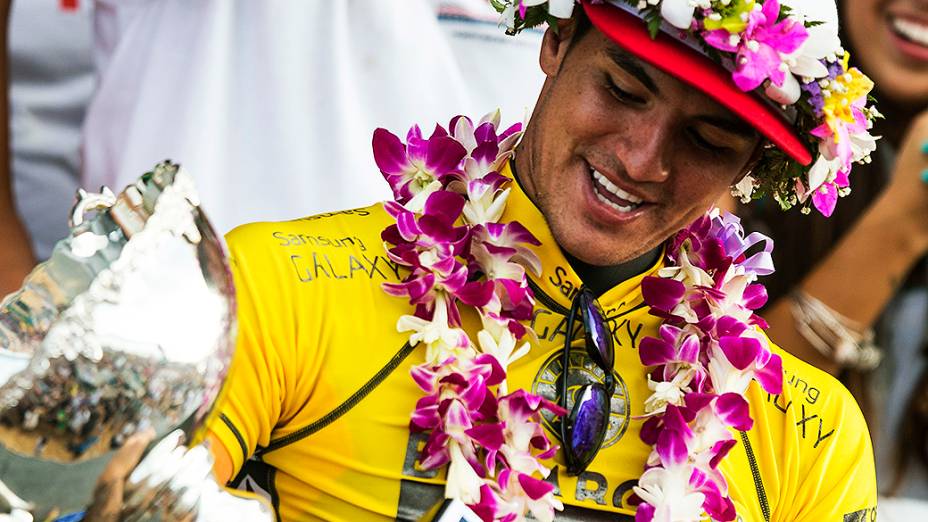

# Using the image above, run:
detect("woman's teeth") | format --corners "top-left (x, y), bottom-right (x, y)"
top-left (591, 169), bottom-right (643, 212)
top-left (893, 17), bottom-right (928, 47)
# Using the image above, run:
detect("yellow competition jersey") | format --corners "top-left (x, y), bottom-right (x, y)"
top-left (207, 164), bottom-right (876, 522)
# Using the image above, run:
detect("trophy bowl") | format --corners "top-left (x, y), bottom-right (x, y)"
top-left (0, 162), bottom-right (237, 518)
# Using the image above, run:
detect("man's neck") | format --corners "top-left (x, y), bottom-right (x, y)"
top-left (565, 248), bottom-right (661, 297)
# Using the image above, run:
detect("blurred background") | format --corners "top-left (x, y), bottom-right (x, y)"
top-left (0, 0), bottom-right (925, 520)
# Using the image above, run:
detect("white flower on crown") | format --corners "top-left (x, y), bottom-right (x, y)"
top-left (500, 0), bottom-right (576, 30)
top-left (766, 0), bottom-right (842, 104)
top-left (731, 174), bottom-right (757, 204)
top-left (660, 0), bottom-right (711, 30)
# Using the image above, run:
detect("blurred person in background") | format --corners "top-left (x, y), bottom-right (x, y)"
top-left (0, 0), bottom-right (32, 296)
top-left (0, 0), bottom-right (545, 296)
top-left (81, 0), bottom-right (545, 239)
top-left (0, 1), bottom-right (94, 295)
top-left (735, 0), bottom-right (928, 518)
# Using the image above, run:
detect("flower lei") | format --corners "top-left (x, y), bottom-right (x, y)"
top-left (374, 111), bottom-right (567, 521)
top-left (374, 112), bottom-right (783, 522)
top-left (492, 0), bottom-right (880, 217)
top-left (632, 211), bottom-right (782, 521)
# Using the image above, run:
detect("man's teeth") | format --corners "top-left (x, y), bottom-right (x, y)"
top-left (595, 189), bottom-right (637, 212)
top-left (591, 169), bottom-right (643, 212)
top-left (894, 17), bottom-right (928, 47)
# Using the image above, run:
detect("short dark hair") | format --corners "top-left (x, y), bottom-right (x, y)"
top-left (573, 6), bottom-right (594, 41)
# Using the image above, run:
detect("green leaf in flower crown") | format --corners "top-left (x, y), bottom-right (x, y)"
top-left (645, 11), bottom-right (662, 39)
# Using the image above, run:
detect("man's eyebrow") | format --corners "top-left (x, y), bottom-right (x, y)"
top-left (605, 47), bottom-right (658, 94)
top-left (605, 46), bottom-right (758, 138)
top-left (697, 115), bottom-right (757, 137)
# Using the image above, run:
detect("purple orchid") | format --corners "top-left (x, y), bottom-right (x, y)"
top-left (640, 325), bottom-right (700, 377)
top-left (449, 112), bottom-right (522, 186)
top-left (373, 125), bottom-right (466, 208)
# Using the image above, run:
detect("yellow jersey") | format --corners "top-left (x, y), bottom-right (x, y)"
top-left (207, 164), bottom-right (876, 522)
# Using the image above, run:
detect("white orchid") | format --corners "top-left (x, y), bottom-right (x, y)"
top-left (403, 179), bottom-right (443, 214)
top-left (644, 371), bottom-right (694, 414)
top-left (397, 294), bottom-right (470, 364)
top-left (463, 185), bottom-right (510, 225)
top-left (445, 443), bottom-right (485, 504)
top-left (634, 464), bottom-right (707, 522)
top-left (706, 340), bottom-right (757, 395)
top-left (477, 317), bottom-right (531, 371)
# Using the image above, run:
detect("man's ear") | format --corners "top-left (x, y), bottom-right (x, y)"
top-left (540, 18), bottom-right (579, 77)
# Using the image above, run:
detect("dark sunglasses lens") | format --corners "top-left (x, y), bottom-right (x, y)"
top-left (578, 290), bottom-right (614, 369)
top-left (565, 384), bottom-right (610, 473)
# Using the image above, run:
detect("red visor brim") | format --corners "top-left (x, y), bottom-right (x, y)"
top-left (582, 0), bottom-right (813, 166)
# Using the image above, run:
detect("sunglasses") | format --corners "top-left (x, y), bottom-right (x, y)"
top-left (559, 287), bottom-right (616, 475)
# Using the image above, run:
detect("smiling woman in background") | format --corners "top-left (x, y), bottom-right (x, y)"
top-left (737, 0), bottom-right (928, 519)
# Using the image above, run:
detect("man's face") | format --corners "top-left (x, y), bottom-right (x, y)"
top-left (515, 22), bottom-right (761, 267)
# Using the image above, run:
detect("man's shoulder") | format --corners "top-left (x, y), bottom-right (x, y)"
top-left (771, 344), bottom-right (863, 422)
top-left (746, 340), bottom-right (870, 461)
top-left (223, 202), bottom-right (406, 290)
top-left (225, 202), bottom-right (392, 253)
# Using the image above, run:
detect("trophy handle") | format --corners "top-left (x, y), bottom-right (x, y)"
top-left (0, 480), bottom-right (32, 521)
top-left (120, 431), bottom-right (273, 522)
top-left (69, 187), bottom-right (118, 228)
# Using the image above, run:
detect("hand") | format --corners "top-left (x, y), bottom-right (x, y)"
top-left (84, 428), bottom-right (156, 522)
top-left (880, 109), bottom-right (928, 253)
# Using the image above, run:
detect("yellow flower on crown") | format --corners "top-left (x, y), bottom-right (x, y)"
top-left (820, 53), bottom-right (875, 141)
top-left (703, 0), bottom-right (756, 34)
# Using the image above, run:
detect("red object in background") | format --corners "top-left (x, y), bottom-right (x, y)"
top-left (60, 0), bottom-right (79, 11)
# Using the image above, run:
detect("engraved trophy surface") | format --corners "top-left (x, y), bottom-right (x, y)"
top-left (0, 162), bottom-right (271, 521)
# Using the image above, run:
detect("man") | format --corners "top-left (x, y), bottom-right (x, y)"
top-left (197, 1), bottom-right (876, 521)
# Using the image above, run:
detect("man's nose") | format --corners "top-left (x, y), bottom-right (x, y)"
top-left (614, 121), bottom-right (671, 184)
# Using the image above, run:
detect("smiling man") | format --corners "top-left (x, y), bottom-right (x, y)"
top-left (197, 1), bottom-right (879, 521)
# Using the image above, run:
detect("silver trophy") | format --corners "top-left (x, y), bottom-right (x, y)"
top-left (0, 162), bottom-right (271, 521)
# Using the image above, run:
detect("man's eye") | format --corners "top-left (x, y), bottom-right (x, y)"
top-left (687, 129), bottom-right (728, 154)
top-left (607, 81), bottom-right (644, 105)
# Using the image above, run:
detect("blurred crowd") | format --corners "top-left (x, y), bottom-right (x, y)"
top-left (0, 0), bottom-right (925, 520)
top-left (0, 353), bottom-right (199, 460)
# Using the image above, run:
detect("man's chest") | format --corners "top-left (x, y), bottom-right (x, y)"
top-left (247, 299), bottom-right (661, 519)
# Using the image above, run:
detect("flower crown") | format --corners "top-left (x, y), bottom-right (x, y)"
top-left (491, 0), bottom-right (881, 217)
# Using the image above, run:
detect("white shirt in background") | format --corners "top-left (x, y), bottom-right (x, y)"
top-left (9, 0), bottom-right (94, 260)
top-left (81, 0), bottom-right (545, 235)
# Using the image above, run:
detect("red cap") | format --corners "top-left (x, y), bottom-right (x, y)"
top-left (582, 0), bottom-right (812, 166)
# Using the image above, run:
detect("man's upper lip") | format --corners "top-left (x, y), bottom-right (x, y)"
top-left (587, 162), bottom-right (655, 204)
